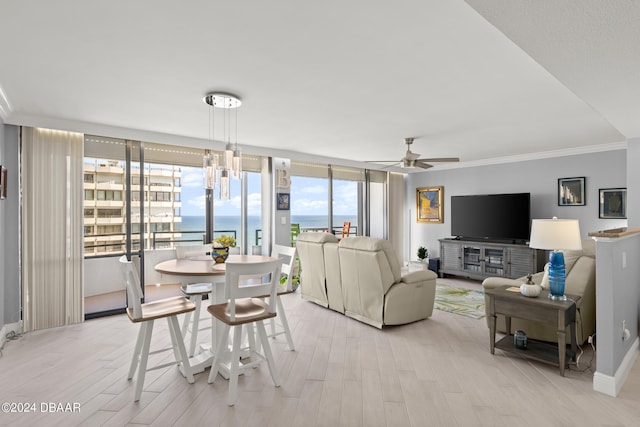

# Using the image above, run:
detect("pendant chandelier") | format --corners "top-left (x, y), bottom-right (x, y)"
top-left (203, 92), bottom-right (242, 200)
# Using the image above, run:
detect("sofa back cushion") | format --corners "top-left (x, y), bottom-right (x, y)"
top-left (338, 237), bottom-right (400, 294)
top-left (296, 232), bottom-right (339, 307)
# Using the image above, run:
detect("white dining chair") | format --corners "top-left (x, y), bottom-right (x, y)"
top-left (267, 244), bottom-right (298, 351)
top-left (119, 255), bottom-right (196, 402)
top-left (207, 259), bottom-right (283, 406)
top-left (175, 244), bottom-right (213, 357)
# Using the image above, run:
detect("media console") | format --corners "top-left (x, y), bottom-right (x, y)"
top-left (439, 238), bottom-right (546, 281)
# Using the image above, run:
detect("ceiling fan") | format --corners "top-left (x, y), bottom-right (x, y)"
top-left (369, 137), bottom-right (460, 169)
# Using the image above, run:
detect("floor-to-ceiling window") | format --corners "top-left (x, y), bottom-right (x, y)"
top-left (290, 161), bottom-right (330, 233)
top-left (331, 166), bottom-right (364, 236)
top-left (289, 161), bottom-right (384, 237)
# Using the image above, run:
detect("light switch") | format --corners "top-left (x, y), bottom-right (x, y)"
top-left (622, 251), bottom-right (627, 269)
top-left (281, 216), bottom-right (287, 225)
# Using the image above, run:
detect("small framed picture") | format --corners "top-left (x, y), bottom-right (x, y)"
top-left (0, 166), bottom-right (6, 200)
top-left (558, 177), bottom-right (585, 206)
top-left (276, 192), bottom-right (290, 210)
top-left (599, 188), bottom-right (626, 219)
top-left (416, 186), bottom-right (444, 223)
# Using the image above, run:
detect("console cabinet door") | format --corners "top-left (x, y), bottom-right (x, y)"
top-left (508, 247), bottom-right (536, 278)
top-left (440, 241), bottom-right (462, 272)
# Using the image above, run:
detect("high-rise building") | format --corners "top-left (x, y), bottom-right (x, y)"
top-left (83, 159), bottom-right (182, 256)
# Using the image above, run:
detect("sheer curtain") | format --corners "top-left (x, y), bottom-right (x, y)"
top-left (22, 127), bottom-right (84, 331)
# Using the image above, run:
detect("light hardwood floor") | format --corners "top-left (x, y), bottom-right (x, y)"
top-left (1, 278), bottom-right (639, 426)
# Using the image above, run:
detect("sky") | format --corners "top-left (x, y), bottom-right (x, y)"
top-left (180, 167), bottom-right (358, 217)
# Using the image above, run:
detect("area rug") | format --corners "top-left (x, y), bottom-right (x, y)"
top-left (434, 284), bottom-right (485, 319)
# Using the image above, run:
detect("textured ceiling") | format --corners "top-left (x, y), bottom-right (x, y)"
top-left (0, 1), bottom-right (632, 170)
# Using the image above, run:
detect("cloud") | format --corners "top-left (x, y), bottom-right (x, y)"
top-left (187, 194), bottom-right (207, 211)
top-left (181, 169), bottom-right (204, 188)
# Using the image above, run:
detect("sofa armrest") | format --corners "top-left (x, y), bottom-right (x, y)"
top-left (401, 269), bottom-right (437, 284)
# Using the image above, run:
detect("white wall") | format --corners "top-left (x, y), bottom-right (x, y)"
top-left (404, 149), bottom-right (627, 261)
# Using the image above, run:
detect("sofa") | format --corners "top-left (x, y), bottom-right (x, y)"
top-left (296, 233), bottom-right (437, 328)
top-left (482, 239), bottom-right (596, 345)
top-left (296, 232), bottom-right (344, 312)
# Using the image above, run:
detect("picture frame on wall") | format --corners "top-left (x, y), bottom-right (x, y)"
top-left (599, 188), bottom-right (626, 219)
top-left (0, 166), bottom-right (6, 200)
top-left (416, 186), bottom-right (443, 223)
top-left (558, 177), bottom-right (585, 206)
top-left (276, 192), bottom-right (290, 210)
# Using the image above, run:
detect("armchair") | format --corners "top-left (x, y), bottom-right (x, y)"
top-left (482, 239), bottom-right (596, 344)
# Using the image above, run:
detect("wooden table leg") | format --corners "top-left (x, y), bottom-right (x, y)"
top-left (489, 315), bottom-right (496, 354)
top-left (558, 310), bottom-right (567, 376)
top-left (570, 319), bottom-right (577, 361)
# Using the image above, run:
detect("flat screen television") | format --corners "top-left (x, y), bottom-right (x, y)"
top-left (450, 193), bottom-right (531, 243)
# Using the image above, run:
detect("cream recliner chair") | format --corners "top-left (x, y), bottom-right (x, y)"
top-left (482, 239), bottom-right (596, 345)
top-left (338, 237), bottom-right (437, 328)
top-left (296, 232), bottom-right (341, 309)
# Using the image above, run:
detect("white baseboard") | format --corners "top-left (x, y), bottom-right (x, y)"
top-left (593, 336), bottom-right (639, 397)
top-left (0, 321), bottom-right (23, 349)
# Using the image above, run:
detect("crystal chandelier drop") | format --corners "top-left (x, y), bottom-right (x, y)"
top-left (203, 92), bottom-right (242, 199)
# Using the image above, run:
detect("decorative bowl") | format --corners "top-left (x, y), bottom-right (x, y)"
top-left (211, 246), bottom-right (229, 264)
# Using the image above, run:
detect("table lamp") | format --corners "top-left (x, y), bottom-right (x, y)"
top-left (529, 217), bottom-right (582, 301)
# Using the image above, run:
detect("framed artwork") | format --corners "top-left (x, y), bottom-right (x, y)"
top-left (276, 192), bottom-right (290, 210)
top-left (416, 186), bottom-right (444, 223)
top-left (558, 177), bottom-right (585, 206)
top-left (0, 166), bottom-right (6, 200)
top-left (599, 188), bottom-right (626, 219)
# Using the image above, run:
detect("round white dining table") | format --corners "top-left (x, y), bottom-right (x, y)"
top-left (154, 254), bottom-right (278, 377)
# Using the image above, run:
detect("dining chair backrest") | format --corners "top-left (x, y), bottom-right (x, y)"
top-left (119, 255), bottom-right (143, 320)
top-left (224, 259), bottom-right (282, 321)
top-left (341, 221), bottom-right (351, 239)
top-left (271, 244), bottom-right (297, 291)
top-left (176, 244), bottom-right (211, 259)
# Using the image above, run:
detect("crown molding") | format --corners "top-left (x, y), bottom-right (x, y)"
top-left (424, 141), bottom-right (628, 171)
top-left (4, 111), bottom-right (628, 172)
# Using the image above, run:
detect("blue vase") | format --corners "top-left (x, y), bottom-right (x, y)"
top-left (548, 251), bottom-right (566, 300)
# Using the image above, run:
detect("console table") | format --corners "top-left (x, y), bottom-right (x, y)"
top-left (439, 239), bottom-right (546, 280)
top-left (485, 285), bottom-right (579, 376)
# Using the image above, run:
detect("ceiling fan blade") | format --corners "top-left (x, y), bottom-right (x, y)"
top-left (419, 157), bottom-right (460, 163)
top-left (414, 161), bottom-right (433, 169)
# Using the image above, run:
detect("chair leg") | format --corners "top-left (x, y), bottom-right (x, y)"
top-left (167, 315), bottom-right (195, 384)
top-left (246, 323), bottom-right (257, 362)
top-left (181, 310), bottom-right (192, 337)
top-left (188, 295), bottom-right (203, 357)
top-left (134, 320), bottom-right (154, 402)
top-left (256, 321), bottom-right (280, 387)
top-left (128, 323), bottom-right (146, 380)
top-left (208, 324), bottom-right (231, 384)
top-left (276, 295), bottom-right (295, 351)
top-left (227, 325), bottom-right (243, 406)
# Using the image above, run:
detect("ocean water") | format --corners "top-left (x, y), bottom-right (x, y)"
top-left (178, 215), bottom-right (357, 246)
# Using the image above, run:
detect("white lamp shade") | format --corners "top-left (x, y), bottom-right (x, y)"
top-left (529, 218), bottom-right (582, 250)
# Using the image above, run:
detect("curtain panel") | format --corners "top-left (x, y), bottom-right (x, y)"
top-left (22, 127), bottom-right (84, 331)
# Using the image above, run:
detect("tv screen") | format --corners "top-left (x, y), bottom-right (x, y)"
top-left (451, 193), bottom-right (531, 242)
